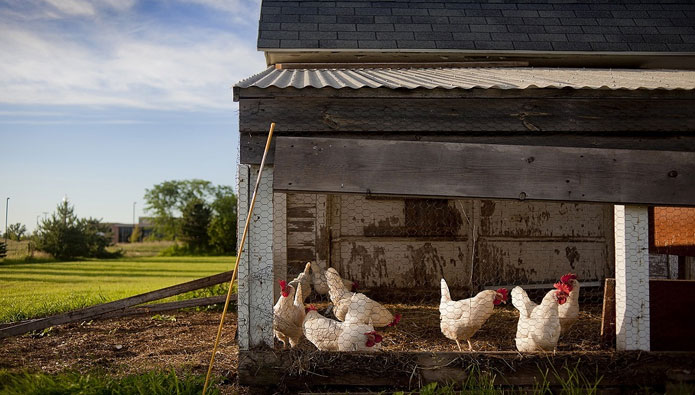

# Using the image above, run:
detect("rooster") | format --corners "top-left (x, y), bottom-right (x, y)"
top-left (513, 284), bottom-right (570, 352)
top-left (439, 278), bottom-right (508, 351)
top-left (326, 268), bottom-right (400, 327)
top-left (273, 280), bottom-right (305, 348)
top-left (511, 273), bottom-right (579, 335)
top-left (303, 305), bottom-right (383, 351)
top-left (311, 262), bottom-right (357, 295)
top-left (288, 262), bottom-right (312, 302)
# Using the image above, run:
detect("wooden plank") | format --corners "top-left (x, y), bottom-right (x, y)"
top-left (273, 137), bottom-right (695, 207)
top-left (601, 278), bottom-right (616, 348)
top-left (239, 350), bottom-right (695, 390)
top-left (240, 132), bottom-right (695, 165)
top-left (93, 295), bottom-right (231, 320)
top-left (0, 271), bottom-right (234, 338)
top-left (650, 280), bottom-right (695, 351)
top-left (239, 97), bottom-right (695, 134)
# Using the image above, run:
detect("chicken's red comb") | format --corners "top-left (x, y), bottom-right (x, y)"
top-left (388, 314), bottom-right (402, 327)
top-left (279, 280), bottom-right (287, 289)
top-left (554, 281), bottom-right (571, 295)
top-left (561, 273), bottom-right (577, 284)
top-left (496, 288), bottom-right (509, 300)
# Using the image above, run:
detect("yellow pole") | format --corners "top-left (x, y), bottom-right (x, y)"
top-left (202, 122), bottom-right (275, 395)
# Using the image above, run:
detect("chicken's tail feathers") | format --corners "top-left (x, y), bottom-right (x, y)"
top-left (440, 278), bottom-right (452, 303)
top-left (303, 262), bottom-right (311, 275)
top-left (511, 286), bottom-right (531, 317)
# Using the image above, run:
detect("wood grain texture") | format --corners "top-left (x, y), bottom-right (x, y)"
top-left (240, 132), bottom-right (695, 165)
top-left (239, 97), bottom-right (695, 134)
top-left (239, 350), bottom-right (695, 390)
top-left (273, 137), bottom-right (695, 206)
top-left (0, 271), bottom-right (233, 338)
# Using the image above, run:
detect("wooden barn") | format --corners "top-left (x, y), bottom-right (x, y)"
top-left (232, 0), bottom-right (695, 390)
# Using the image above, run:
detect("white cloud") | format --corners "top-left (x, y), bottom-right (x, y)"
top-left (0, 0), bottom-right (266, 111)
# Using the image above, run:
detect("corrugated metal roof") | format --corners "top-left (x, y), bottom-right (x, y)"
top-left (235, 67), bottom-right (695, 91)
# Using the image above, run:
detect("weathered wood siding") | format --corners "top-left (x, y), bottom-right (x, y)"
top-left (475, 200), bottom-right (614, 287)
top-left (278, 193), bottom-right (614, 291)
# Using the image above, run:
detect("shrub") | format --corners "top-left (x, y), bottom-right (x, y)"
top-left (33, 199), bottom-right (120, 260)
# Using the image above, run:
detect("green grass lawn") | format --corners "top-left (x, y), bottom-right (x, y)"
top-left (0, 256), bottom-right (235, 324)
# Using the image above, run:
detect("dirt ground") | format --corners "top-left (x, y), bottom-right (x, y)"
top-left (0, 311), bottom-right (244, 394)
top-left (0, 302), bottom-right (603, 393)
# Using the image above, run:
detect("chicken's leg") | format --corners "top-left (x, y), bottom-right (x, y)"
top-left (455, 340), bottom-right (462, 351)
top-left (467, 339), bottom-right (473, 352)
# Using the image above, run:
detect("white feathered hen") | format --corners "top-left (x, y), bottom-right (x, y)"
top-left (511, 273), bottom-right (580, 336)
top-left (513, 285), bottom-right (569, 352)
top-left (288, 262), bottom-right (312, 302)
top-left (311, 262), bottom-right (356, 295)
top-left (325, 267), bottom-right (400, 327)
top-left (273, 280), bottom-right (305, 348)
top-left (302, 305), bottom-right (383, 352)
top-left (439, 278), bottom-right (508, 351)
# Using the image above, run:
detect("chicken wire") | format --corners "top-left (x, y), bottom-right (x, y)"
top-left (271, 193), bottom-right (634, 353)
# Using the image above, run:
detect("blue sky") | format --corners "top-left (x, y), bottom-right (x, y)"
top-left (0, 0), bottom-right (266, 231)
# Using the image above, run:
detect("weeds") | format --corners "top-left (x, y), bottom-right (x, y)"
top-left (0, 369), bottom-right (221, 395)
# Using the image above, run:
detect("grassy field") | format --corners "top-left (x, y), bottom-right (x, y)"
top-left (0, 255), bottom-right (235, 323)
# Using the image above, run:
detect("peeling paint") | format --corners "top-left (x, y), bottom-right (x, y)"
top-left (565, 246), bottom-right (581, 269)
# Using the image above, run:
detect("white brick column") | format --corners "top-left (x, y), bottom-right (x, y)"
top-left (614, 205), bottom-right (650, 351)
top-left (237, 164), bottom-right (275, 350)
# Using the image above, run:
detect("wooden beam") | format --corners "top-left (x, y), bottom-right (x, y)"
top-left (273, 137), bottom-right (695, 206)
top-left (0, 271), bottom-right (234, 338)
top-left (240, 132), bottom-right (695, 165)
top-left (239, 350), bottom-right (695, 390)
top-left (239, 97), bottom-right (695, 133)
top-left (94, 295), bottom-right (232, 319)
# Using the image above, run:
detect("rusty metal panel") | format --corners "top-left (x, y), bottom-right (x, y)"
top-left (650, 206), bottom-right (695, 256)
top-left (336, 240), bottom-right (471, 289)
top-left (475, 239), bottom-right (611, 286)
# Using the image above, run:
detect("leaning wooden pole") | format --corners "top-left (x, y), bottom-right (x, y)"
top-left (202, 122), bottom-right (275, 395)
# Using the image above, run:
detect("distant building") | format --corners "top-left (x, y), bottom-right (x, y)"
top-left (106, 217), bottom-right (155, 243)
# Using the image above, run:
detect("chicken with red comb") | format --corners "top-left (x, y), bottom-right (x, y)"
top-left (273, 280), bottom-right (305, 348)
top-left (557, 273), bottom-right (580, 334)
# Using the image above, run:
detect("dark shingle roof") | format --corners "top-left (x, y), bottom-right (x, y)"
top-left (257, 0), bottom-right (695, 52)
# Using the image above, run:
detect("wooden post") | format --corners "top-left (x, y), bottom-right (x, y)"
top-left (614, 205), bottom-right (650, 351)
top-left (600, 278), bottom-right (616, 348)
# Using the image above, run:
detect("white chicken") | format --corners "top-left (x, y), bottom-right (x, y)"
top-left (513, 286), bottom-right (569, 352)
top-left (511, 273), bottom-right (580, 335)
top-left (311, 262), bottom-right (356, 295)
top-left (326, 267), bottom-right (399, 327)
top-left (302, 305), bottom-right (383, 352)
top-left (273, 280), bottom-right (306, 348)
top-left (439, 278), bottom-right (508, 351)
top-left (288, 262), bottom-right (312, 302)
top-left (558, 274), bottom-right (580, 335)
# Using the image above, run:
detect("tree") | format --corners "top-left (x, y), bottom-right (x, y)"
top-left (180, 198), bottom-right (211, 251)
top-left (6, 223), bottom-right (27, 241)
top-left (144, 179), bottom-right (215, 240)
top-left (129, 225), bottom-right (142, 243)
top-left (34, 199), bottom-right (115, 260)
top-left (208, 186), bottom-right (237, 254)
